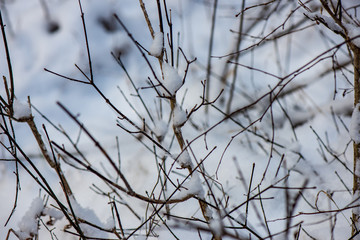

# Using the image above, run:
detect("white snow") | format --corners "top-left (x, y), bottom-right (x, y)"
top-left (104, 216), bottom-right (115, 229)
top-left (176, 172), bottom-right (204, 199)
top-left (175, 150), bottom-right (193, 169)
top-left (13, 98), bottom-right (32, 121)
top-left (209, 217), bottom-right (223, 238)
top-left (288, 142), bottom-right (301, 153)
top-left (160, 62), bottom-right (183, 96)
top-left (16, 197), bottom-right (44, 239)
top-left (305, 12), bottom-right (344, 34)
top-left (70, 198), bottom-right (108, 238)
top-left (305, 11), bottom-right (360, 48)
top-left (149, 32), bottom-right (163, 57)
top-left (135, 236), bottom-right (147, 240)
top-left (153, 120), bottom-right (168, 141)
top-left (43, 207), bottom-right (63, 221)
top-left (350, 104), bottom-right (360, 143)
top-left (173, 105), bottom-right (187, 127)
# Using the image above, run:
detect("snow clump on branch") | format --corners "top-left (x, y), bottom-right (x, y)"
top-left (13, 98), bottom-right (32, 121)
top-left (16, 197), bottom-right (64, 239)
top-left (153, 119), bottom-right (168, 141)
top-left (149, 32), bottom-right (163, 57)
top-left (70, 198), bottom-right (109, 238)
top-left (16, 197), bottom-right (44, 239)
top-left (160, 62), bottom-right (183, 97)
top-left (176, 172), bottom-right (204, 199)
top-left (172, 105), bottom-right (187, 127)
top-left (175, 150), bottom-right (193, 169)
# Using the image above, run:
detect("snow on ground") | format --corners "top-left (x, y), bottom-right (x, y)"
top-left (0, 0), bottom-right (357, 239)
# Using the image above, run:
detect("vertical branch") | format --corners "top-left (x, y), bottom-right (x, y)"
top-left (352, 45), bottom-right (360, 235)
top-left (0, 12), bottom-right (19, 225)
top-left (157, 0), bottom-right (164, 34)
top-left (205, 0), bottom-right (218, 114)
top-left (156, 2), bottom-right (215, 234)
top-left (0, 10), bottom-right (14, 109)
top-left (170, 98), bottom-right (216, 237)
top-left (139, 0), bottom-right (155, 38)
top-left (162, 0), bottom-right (173, 66)
top-left (156, 0), bottom-right (165, 69)
top-left (78, 0), bottom-right (94, 82)
top-left (226, 0), bottom-right (246, 114)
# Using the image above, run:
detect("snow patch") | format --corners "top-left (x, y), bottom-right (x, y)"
top-left (135, 236), bottom-right (147, 240)
top-left (153, 120), bottom-right (168, 141)
top-left (149, 32), bottom-right (163, 57)
top-left (288, 142), bottom-right (301, 153)
top-left (305, 12), bottom-right (344, 34)
top-left (16, 197), bottom-right (44, 239)
top-left (177, 172), bottom-right (204, 198)
top-left (209, 217), bottom-right (223, 238)
top-left (104, 216), bottom-right (116, 229)
top-left (173, 105), bottom-right (187, 127)
top-left (160, 62), bottom-right (183, 96)
top-left (43, 207), bottom-right (63, 220)
top-left (175, 150), bottom-right (193, 169)
top-left (70, 198), bottom-right (108, 238)
top-left (13, 98), bottom-right (32, 121)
